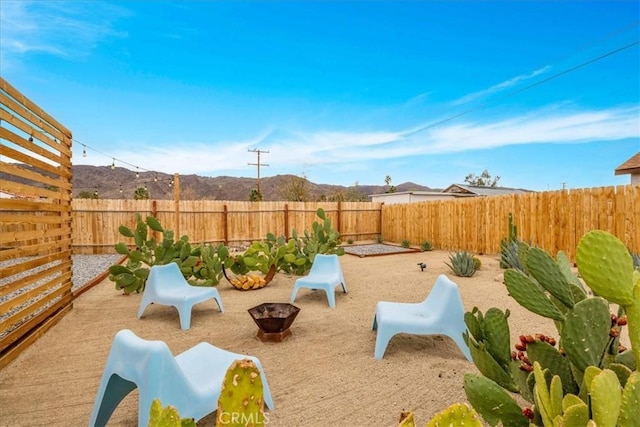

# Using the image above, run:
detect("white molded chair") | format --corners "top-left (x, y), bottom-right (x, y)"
top-left (290, 254), bottom-right (347, 308)
top-left (88, 329), bottom-right (274, 427)
top-left (137, 262), bottom-right (224, 330)
top-left (372, 274), bottom-right (472, 361)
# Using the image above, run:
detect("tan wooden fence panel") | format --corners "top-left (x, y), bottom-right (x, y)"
top-left (70, 200), bottom-right (384, 253)
top-left (1, 77), bottom-right (73, 368)
top-left (381, 185), bottom-right (638, 260)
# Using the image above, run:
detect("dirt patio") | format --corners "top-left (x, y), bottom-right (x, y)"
top-left (1, 249), bottom-right (562, 426)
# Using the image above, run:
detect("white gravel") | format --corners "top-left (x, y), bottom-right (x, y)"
top-left (1, 254), bottom-right (122, 338)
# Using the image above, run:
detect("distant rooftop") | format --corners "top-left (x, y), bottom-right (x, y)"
top-left (614, 152), bottom-right (640, 175)
top-left (442, 183), bottom-right (533, 196)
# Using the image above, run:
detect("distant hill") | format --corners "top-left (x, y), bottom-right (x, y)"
top-left (71, 165), bottom-right (435, 200)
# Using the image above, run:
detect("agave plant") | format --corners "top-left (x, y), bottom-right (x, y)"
top-left (446, 251), bottom-right (478, 277)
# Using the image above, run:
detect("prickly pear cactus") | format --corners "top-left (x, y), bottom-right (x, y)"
top-left (426, 403), bottom-right (483, 427)
top-left (216, 359), bottom-right (265, 427)
top-left (147, 399), bottom-right (197, 427)
top-left (109, 214), bottom-right (225, 293)
top-left (462, 230), bottom-right (639, 426)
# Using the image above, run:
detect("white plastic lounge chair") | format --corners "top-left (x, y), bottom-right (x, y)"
top-left (290, 254), bottom-right (347, 308)
top-left (88, 329), bottom-right (274, 426)
top-left (137, 262), bottom-right (224, 330)
top-left (372, 274), bottom-right (472, 361)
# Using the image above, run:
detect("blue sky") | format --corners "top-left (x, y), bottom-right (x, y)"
top-left (1, 1), bottom-right (639, 191)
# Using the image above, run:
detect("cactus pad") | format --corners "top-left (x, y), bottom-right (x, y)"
top-left (618, 371), bottom-right (640, 427)
top-left (526, 247), bottom-right (574, 309)
top-left (576, 230), bottom-right (634, 306)
top-left (482, 308), bottom-right (512, 367)
top-left (426, 403), bottom-right (482, 427)
top-left (216, 359), bottom-right (265, 427)
top-left (463, 374), bottom-right (528, 426)
top-left (148, 399), bottom-right (197, 427)
top-left (504, 269), bottom-right (564, 321)
top-left (590, 369), bottom-right (622, 427)
top-left (563, 297), bottom-right (611, 372)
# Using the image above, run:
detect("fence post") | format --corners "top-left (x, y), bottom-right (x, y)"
top-left (337, 200), bottom-right (342, 236)
top-left (223, 204), bottom-right (229, 246)
top-left (173, 173), bottom-right (180, 237)
top-left (284, 203), bottom-right (289, 240)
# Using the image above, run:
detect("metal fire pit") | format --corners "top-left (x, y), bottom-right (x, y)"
top-left (248, 302), bottom-right (300, 343)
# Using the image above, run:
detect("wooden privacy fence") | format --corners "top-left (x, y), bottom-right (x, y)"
top-left (382, 185), bottom-right (639, 261)
top-left (0, 77), bottom-right (73, 368)
top-left (72, 199), bottom-right (383, 254)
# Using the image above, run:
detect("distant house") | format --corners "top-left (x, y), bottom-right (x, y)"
top-left (441, 184), bottom-right (533, 196)
top-left (369, 184), bottom-right (531, 204)
top-left (369, 190), bottom-right (471, 205)
top-left (614, 152), bottom-right (640, 185)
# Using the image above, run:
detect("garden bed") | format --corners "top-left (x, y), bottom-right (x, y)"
top-left (343, 243), bottom-right (420, 257)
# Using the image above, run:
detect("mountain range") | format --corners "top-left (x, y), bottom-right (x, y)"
top-left (72, 165), bottom-right (435, 201)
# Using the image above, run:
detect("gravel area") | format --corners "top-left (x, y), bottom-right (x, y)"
top-left (1, 254), bottom-right (122, 338)
top-left (71, 254), bottom-right (122, 291)
top-left (342, 243), bottom-right (419, 257)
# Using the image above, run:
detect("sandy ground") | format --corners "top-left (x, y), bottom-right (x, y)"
top-left (1, 249), bottom-right (566, 426)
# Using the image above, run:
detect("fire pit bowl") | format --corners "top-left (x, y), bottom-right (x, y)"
top-left (248, 303), bottom-right (300, 342)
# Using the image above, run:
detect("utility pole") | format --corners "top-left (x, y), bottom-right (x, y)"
top-left (248, 149), bottom-right (269, 198)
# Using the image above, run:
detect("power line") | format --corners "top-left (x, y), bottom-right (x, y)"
top-left (405, 39), bottom-right (640, 137)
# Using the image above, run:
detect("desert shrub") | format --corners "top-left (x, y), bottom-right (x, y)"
top-left (420, 240), bottom-right (433, 251)
top-left (376, 235), bottom-right (384, 243)
top-left (401, 239), bottom-right (411, 248)
top-left (347, 238), bottom-right (354, 244)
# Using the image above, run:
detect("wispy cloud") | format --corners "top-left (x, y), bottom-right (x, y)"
top-left (452, 66), bottom-right (552, 106)
top-left (0, 1), bottom-right (128, 69)
top-left (77, 105), bottom-right (639, 176)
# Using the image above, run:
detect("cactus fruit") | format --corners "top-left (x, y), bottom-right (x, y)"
top-left (148, 399), bottom-right (196, 427)
top-left (459, 230), bottom-right (639, 427)
top-left (216, 359), bottom-right (265, 427)
top-left (445, 251), bottom-right (478, 277)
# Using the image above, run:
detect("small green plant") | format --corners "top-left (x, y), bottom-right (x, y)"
top-left (401, 239), bottom-right (410, 248)
top-left (472, 255), bottom-right (481, 270)
top-left (420, 240), bottom-right (433, 251)
top-left (347, 238), bottom-right (354, 244)
top-left (148, 399), bottom-right (196, 426)
top-left (290, 208), bottom-right (345, 274)
top-left (446, 251), bottom-right (478, 277)
top-left (228, 233), bottom-right (303, 282)
top-left (500, 213), bottom-right (526, 270)
top-left (397, 403), bottom-right (482, 426)
top-left (376, 235), bottom-right (384, 243)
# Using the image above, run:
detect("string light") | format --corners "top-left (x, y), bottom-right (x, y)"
top-left (28, 135), bottom-right (34, 142)
top-left (72, 139), bottom-right (176, 190)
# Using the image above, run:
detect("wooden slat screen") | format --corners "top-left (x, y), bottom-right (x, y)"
top-left (1, 77), bottom-right (73, 368)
